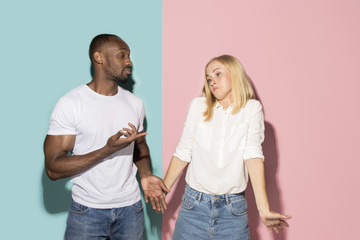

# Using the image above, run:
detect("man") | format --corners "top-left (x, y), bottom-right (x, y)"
top-left (44, 34), bottom-right (168, 239)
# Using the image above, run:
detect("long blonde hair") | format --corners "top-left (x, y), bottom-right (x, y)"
top-left (203, 55), bottom-right (254, 121)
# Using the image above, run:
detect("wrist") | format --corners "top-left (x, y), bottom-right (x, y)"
top-left (139, 171), bottom-right (152, 179)
top-left (258, 205), bottom-right (270, 216)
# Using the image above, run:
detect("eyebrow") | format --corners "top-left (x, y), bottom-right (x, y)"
top-left (206, 68), bottom-right (220, 77)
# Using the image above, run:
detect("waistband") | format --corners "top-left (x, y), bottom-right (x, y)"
top-left (185, 185), bottom-right (245, 203)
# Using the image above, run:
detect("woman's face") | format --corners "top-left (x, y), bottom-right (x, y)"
top-left (206, 60), bottom-right (232, 104)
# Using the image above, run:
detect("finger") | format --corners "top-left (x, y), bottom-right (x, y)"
top-left (277, 224), bottom-right (283, 231)
top-left (280, 220), bottom-right (289, 227)
top-left (273, 225), bottom-right (279, 234)
top-left (149, 197), bottom-right (157, 211)
top-left (159, 193), bottom-right (167, 210)
top-left (144, 194), bottom-right (149, 203)
top-left (160, 182), bottom-right (170, 193)
top-left (113, 130), bottom-right (124, 139)
top-left (273, 212), bottom-right (292, 219)
top-left (154, 197), bottom-right (161, 212)
top-left (122, 128), bottom-right (134, 135)
top-left (267, 226), bottom-right (272, 234)
top-left (128, 122), bottom-right (136, 132)
top-left (133, 132), bottom-right (148, 140)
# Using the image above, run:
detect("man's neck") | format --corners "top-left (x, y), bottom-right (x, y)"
top-left (87, 79), bottom-right (118, 96)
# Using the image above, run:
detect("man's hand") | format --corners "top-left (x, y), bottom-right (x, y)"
top-left (260, 210), bottom-right (291, 233)
top-left (106, 123), bottom-right (147, 153)
top-left (141, 175), bottom-right (169, 214)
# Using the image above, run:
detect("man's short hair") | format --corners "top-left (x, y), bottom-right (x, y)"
top-left (89, 34), bottom-right (120, 61)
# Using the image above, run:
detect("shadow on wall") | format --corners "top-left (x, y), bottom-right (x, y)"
top-left (162, 168), bottom-right (187, 240)
top-left (245, 83), bottom-right (287, 240)
top-left (42, 169), bottom-right (72, 213)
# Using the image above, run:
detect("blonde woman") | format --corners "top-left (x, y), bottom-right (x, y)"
top-left (164, 55), bottom-right (290, 239)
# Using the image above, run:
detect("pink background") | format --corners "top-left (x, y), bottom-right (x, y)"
top-left (162, 0), bottom-right (360, 239)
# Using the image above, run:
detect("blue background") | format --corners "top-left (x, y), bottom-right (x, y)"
top-left (0, 0), bottom-right (162, 239)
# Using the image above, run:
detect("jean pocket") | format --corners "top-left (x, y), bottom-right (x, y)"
top-left (181, 193), bottom-right (197, 210)
top-left (229, 198), bottom-right (247, 216)
top-left (130, 200), bottom-right (144, 213)
top-left (69, 201), bottom-right (90, 215)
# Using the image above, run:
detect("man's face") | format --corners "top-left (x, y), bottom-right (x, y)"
top-left (102, 37), bottom-right (133, 82)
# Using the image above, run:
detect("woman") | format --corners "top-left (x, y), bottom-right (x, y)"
top-left (164, 55), bottom-right (290, 239)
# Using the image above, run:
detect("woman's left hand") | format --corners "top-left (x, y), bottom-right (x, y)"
top-left (260, 210), bottom-right (291, 233)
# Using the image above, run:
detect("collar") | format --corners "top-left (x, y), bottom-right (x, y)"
top-left (214, 101), bottom-right (233, 112)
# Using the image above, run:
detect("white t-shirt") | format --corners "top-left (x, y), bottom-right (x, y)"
top-left (47, 85), bottom-right (145, 208)
top-left (174, 97), bottom-right (265, 195)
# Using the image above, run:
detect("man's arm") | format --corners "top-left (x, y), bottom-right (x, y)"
top-left (44, 123), bottom-right (147, 180)
top-left (245, 158), bottom-right (291, 233)
top-left (132, 131), bottom-right (169, 214)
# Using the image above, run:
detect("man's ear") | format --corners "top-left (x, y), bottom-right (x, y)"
top-left (93, 52), bottom-right (103, 64)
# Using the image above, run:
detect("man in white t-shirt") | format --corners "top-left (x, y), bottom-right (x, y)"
top-left (44, 34), bottom-right (168, 240)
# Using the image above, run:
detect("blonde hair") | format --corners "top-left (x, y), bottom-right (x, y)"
top-left (203, 55), bottom-right (254, 121)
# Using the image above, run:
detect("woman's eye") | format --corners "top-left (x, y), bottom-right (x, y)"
top-left (216, 72), bottom-right (220, 77)
top-left (207, 79), bottom-right (212, 83)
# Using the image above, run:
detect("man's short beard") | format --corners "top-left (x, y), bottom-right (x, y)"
top-left (114, 75), bottom-right (130, 83)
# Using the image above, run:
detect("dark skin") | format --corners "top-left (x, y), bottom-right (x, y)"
top-left (44, 36), bottom-right (168, 213)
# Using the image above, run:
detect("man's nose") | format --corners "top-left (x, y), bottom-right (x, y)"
top-left (126, 58), bottom-right (132, 67)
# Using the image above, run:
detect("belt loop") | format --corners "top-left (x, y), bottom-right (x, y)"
top-left (225, 194), bottom-right (229, 205)
top-left (197, 192), bottom-right (202, 202)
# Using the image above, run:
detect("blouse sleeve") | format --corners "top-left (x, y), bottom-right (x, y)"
top-left (244, 100), bottom-right (265, 161)
top-left (173, 98), bottom-right (200, 162)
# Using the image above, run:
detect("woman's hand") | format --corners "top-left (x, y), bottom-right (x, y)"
top-left (260, 210), bottom-right (291, 233)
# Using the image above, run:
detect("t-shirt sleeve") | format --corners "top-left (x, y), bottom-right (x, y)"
top-left (244, 100), bottom-right (265, 161)
top-left (173, 98), bottom-right (199, 163)
top-left (47, 96), bottom-right (76, 135)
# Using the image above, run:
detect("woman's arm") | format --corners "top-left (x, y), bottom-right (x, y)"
top-left (164, 156), bottom-right (189, 191)
top-left (245, 158), bottom-right (291, 233)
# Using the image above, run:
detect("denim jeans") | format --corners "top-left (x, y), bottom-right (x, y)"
top-left (64, 200), bottom-right (144, 240)
top-left (172, 185), bottom-right (249, 240)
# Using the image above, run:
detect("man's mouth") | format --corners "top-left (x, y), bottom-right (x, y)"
top-left (125, 68), bottom-right (132, 75)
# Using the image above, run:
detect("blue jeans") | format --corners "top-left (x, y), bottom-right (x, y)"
top-left (64, 200), bottom-right (144, 240)
top-left (172, 185), bottom-right (249, 240)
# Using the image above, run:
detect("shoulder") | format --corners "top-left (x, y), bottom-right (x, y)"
top-left (190, 96), bottom-right (206, 108)
top-left (60, 85), bottom-right (87, 102)
top-left (245, 99), bottom-right (263, 110)
top-left (119, 87), bottom-right (143, 102)
top-left (118, 87), bottom-right (144, 112)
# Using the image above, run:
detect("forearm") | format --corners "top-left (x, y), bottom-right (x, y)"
top-left (245, 158), bottom-right (270, 215)
top-left (133, 138), bottom-right (152, 178)
top-left (45, 144), bottom-right (114, 180)
top-left (45, 143), bottom-right (114, 180)
top-left (164, 156), bottom-right (188, 190)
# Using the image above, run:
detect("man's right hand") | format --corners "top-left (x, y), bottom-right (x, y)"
top-left (105, 123), bottom-right (148, 153)
top-left (44, 122), bottom-right (146, 180)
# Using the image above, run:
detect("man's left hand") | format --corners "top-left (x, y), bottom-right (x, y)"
top-left (141, 175), bottom-right (169, 214)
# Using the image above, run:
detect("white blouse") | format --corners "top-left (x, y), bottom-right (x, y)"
top-left (174, 97), bottom-right (265, 194)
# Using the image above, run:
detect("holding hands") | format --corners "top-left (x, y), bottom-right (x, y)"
top-left (141, 175), bottom-right (169, 214)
